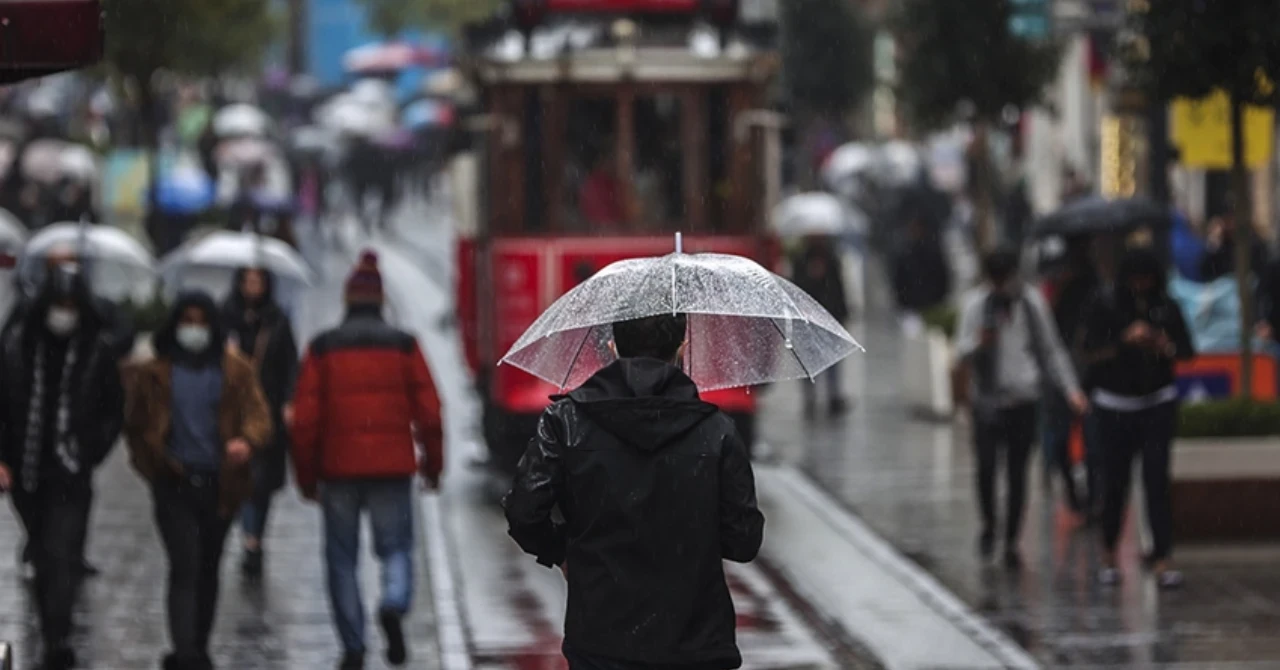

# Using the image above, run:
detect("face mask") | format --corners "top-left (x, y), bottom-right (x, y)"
top-left (46, 307), bottom-right (79, 336)
top-left (176, 325), bottom-right (212, 353)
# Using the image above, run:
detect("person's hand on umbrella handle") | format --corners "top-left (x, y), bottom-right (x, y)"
top-left (0, 463), bottom-right (11, 493)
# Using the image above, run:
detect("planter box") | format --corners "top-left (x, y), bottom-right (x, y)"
top-left (1172, 436), bottom-right (1280, 541)
top-left (901, 328), bottom-right (953, 420)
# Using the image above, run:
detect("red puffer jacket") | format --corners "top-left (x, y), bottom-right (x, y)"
top-left (290, 309), bottom-right (442, 496)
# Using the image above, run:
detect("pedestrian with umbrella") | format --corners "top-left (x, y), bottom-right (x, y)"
top-left (502, 236), bottom-right (859, 669)
top-left (0, 263), bottom-right (125, 670)
top-left (221, 267), bottom-right (298, 579)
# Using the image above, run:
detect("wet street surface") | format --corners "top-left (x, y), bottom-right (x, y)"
top-left (0, 453), bottom-right (441, 669)
top-left (760, 293), bottom-right (1280, 669)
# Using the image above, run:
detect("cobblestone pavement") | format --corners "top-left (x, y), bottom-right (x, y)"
top-left (760, 268), bottom-right (1280, 669)
top-left (0, 452), bottom-right (441, 670)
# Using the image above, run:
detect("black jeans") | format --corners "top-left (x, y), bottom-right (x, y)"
top-left (12, 478), bottom-right (92, 651)
top-left (1096, 403), bottom-right (1178, 561)
top-left (153, 473), bottom-right (233, 662)
top-left (973, 403), bottom-right (1038, 544)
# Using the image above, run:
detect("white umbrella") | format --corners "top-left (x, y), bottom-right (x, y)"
top-left (0, 208), bottom-right (28, 251)
top-left (878, 140), bottom-right (924, 187)
top-left (821, 143), bottom-right (877, 201)
top-left (160, 231), bottom-right (313, 286)
top-left (58, 145), bottom-right (99, 182)
top-left (344, 43), bottom-right (423, 74)
top-left (21, 139), bottom-right (71, 184)
top-left (212, 103), bottom-right (271, 138)
top-left (291, 125), bottom-right (338, 153)
top-left (501, 240), bottom-right (862, 391)
top-left (318, 98), bottom-right (391, 137)
top-left (214, 137), bottom-right (277, 167)
top-left (350, 78), bottom-right (396, 107)
top-left (22, 223), bottom-right (157, 300)
top-left (772, 193), bottom-right (868, 237)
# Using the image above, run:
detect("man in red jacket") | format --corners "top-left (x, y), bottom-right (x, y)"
top-left (291, 251), bottom-right (443, 670)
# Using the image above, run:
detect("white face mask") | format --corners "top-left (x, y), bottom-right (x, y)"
top-left (176, 325), bottom-right (212, 353)
top-left (46, 307), bottom-right (79, 336)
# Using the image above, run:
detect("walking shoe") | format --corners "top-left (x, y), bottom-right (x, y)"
top-left (828, 397), bottom-right (850, 416)
top-left (379, 608), bottom-right (408, 666)
top-left (39, 646), bottom-right (75, 670)
top-left (240, 548), bottom-right (264, 578)
top-left (337, 652), bottom-right (365, 670)
top-left (1157, 569), bottom-right (1184, 590)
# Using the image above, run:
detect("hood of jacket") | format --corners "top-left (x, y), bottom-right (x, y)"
top-left (154, 291), bottom-right (226, 365)
top-left (561, 357), bottom-right (717, 452)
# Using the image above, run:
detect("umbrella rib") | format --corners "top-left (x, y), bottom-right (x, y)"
top-left (559, 325), bottom-right (596, 390)
top-left (770, 317), bottom-right (815, 382)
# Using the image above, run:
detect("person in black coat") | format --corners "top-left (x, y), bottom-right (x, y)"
top-left (221, 267), bottom-right (298, 578)
top-left (791, 235), bottom-right (851, 416)
top-left (504, 313), bottom-right (765, 670)
top-left (891, 217), bottom-right (951, 317)
top-left (1081, 246), bottom-right (1195, 590)
top-left (0, 264), bottom-right (125, 670)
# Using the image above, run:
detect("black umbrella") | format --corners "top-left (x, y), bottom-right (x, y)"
top-left (1034, 195), bottom-right (1169, 238)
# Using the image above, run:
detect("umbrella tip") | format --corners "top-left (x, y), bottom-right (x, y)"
top-left (675, 232), bottom-right (683, 254)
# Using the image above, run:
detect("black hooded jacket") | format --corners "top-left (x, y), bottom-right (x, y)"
top-left (0, 270), bottom-right (124, 481)
top-left (1082, 250), bottom-right (1196, 399)
top-left (504, 358), bottom-right (764, 668)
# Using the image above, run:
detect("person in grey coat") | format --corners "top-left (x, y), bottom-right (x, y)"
top-left (955, 248), bottom-right (1088, 569)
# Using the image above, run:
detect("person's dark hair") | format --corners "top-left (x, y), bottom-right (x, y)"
top-left (612, 313), bottom-right (688, 362)
top-left (981, 247), bottom-right (1020, 284)
top-left (1117, 246), bottom-right (1167, 289)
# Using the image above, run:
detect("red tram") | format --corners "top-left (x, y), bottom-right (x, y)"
top-left (454, 0), bottom-right (783, 473)
top-left (0, 0), bottom-right (103, 84)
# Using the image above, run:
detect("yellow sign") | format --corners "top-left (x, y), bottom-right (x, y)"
top-left (1100, 115), bottom-right (1139, 198)
top-left (1171, 90), bottom-right (1274, 169)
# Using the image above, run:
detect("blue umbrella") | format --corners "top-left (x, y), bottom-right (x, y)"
top-left (153, 166), bottom-right (215, 215)
top-left (402, 98), bottom-right (454, 130)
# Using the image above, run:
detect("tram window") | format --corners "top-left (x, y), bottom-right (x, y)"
top-left (523, 88), bottom-right (545, 232)
top-left (633, 95), bottom-right (685, 232)
top-left (565, 98), bottom-right (619, 232)
top-left (707, 87), bottom-right (729, 232)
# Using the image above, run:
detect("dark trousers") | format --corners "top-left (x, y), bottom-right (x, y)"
top-left (153, 474), bottom-right (233, 662)
top-left (973, 403), bottom-right (1038, 544)
top-left (801, 361), bottom-right (844, 408)
top-left (13, 485), bottom-right (92, 565)
top-left (1096, 403), bottom-right (1178, 561)
top-left (11, 479), bottom-right (91, 652)
top-left (562, 644), bottom-right (726, 670)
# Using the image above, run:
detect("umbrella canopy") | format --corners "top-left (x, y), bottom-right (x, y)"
top-left (402, 98), bottom-right (455, 130)
top-left (317, 97), bottom-right (393, 137)
top-left (290, 124), bottom-right (338, 153)
top-left (343, 41), bottom-right (446, 74)
top-left (0, 208), bottom-right (28, 251)
top-left (22, 223), bottom-right (157, 300)
top-left (153, 163), bottom-right (215, 215)
top-left (215, 137), bottom-right (278, 167)
top-left (58, 144), bottom-right (98, 182)
top-left (160, 231), bottom-right (312, 286)
top-left (1034, 195), bottom-right (1170, 238)
top-left (772, 192), bottom-right (868, 238)
top-left (501, 248), bottom-right (862, 392)
top-left (878, 140), bottom-right (924, 187)
top-left (212, 103), bottom-right (271, 138)
top-left (20, 139), bottom-right (70, 184)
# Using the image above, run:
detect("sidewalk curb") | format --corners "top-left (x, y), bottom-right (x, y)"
top-left (421, 493), bottom-right (474, 670)
top-left (764, 466), bottom-right (1040, 670)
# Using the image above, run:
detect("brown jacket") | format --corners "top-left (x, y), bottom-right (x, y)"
top-left (124, 351), bottom-right (272, 517)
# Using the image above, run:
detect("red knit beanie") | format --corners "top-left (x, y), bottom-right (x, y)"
top-left (345, 250), bottom-right (384, 306)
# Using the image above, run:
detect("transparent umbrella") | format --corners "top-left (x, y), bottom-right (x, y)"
top-left (501, 237), bottom-right (863, 391)
top-left (21, 222), bottom-right (156, 300)
top-left (160, 231), bottom-right (313, 286)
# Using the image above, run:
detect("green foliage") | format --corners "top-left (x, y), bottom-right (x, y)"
top-left (1178, 399), bottom-right (1280, 438)
top-left (894, 0), bottom-right (1059, 130)
top-left (921, 304), bottom-right (958, 339)
top-left (1128, 0), bottom-right (1280, 104)
top-left (103, 0), bottom-right (277, 82)
top-left (354, 0), bottom-right (504, 35)
top-left (781, 0), bottom-right (874, 116)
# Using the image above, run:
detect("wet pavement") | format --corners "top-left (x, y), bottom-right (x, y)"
top-left (759, 266), bottom-right (1280, 669)
top-left (0, 453), bottom-right (441, 669)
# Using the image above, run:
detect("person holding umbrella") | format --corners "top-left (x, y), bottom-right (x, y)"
top-left (222, 267), bottom-right (299, 579)
top-left (0, 263), bottom-right (124, 670)
top-left (504, 312), bottom-right (766, 670)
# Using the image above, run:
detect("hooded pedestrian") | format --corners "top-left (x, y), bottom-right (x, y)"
top-left (955, 248), bottom-right (1087, 569)
top-left (1082, 247), bottom-right (1194, 588)
top-left (0, 263), bottom-right (124, 670)
top-left (290, 251), bottom-right (443, 670)
top-left (504, 312), bottom-right (765, 670)
top-left (791, 235), bottom-right (851, 417)
top-left (221, 267), bottom-right (299, 578)
top-left (124, 291), bottom-right (272, 670)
